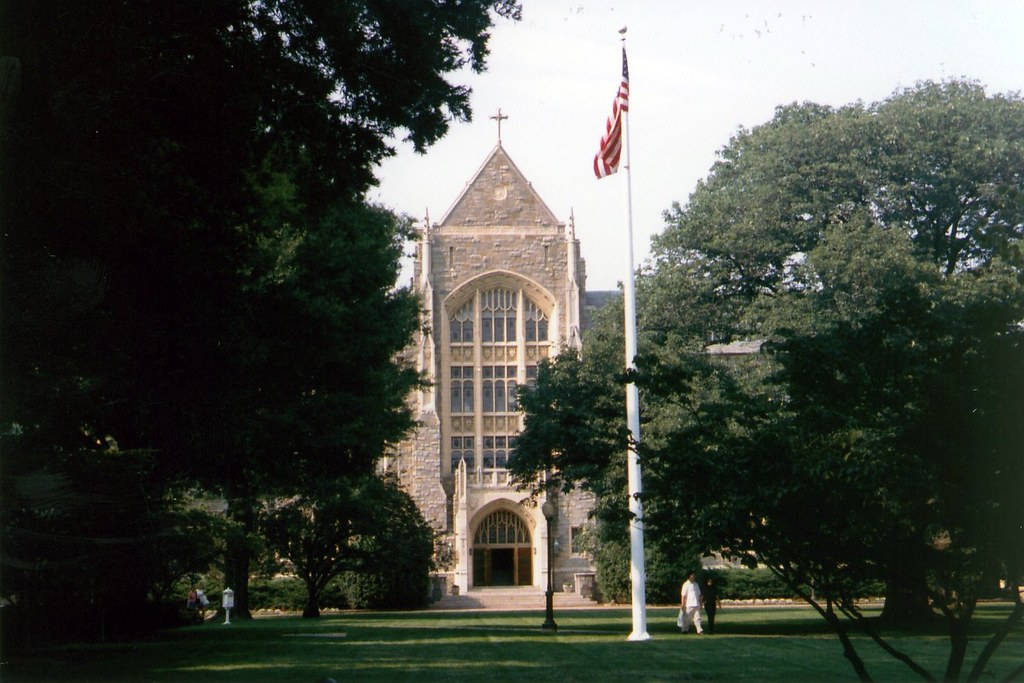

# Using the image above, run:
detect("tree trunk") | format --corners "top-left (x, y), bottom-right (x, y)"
top-left (303, 593), bottom-right (321, 618)
top-left (967, 596), bottom-right (1023, 682)
top-left (824, 602), bottom-right (873, 682)
top-left (224, 496), bottom-right (257, 620)
top-left (223, 543), bottom-right (253, 620)
top-left (880, 571), bottom-right (933, 626)
top-left (944, 618), bottom-right (968, 682)
top-left (302, 574), bottom-right (325, 618)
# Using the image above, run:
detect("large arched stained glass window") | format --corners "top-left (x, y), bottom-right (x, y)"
top-left (445, 285), bottom-right (551, 477)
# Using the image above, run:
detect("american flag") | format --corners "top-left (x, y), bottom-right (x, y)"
top-left (593, 47), bottom-right (629, 179)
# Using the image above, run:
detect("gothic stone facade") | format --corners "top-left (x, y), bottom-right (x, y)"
top-left (383, 143), bottom-right (596, 595)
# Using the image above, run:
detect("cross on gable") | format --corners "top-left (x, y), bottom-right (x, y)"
top-left (489, 108), bottom-right (509, 142)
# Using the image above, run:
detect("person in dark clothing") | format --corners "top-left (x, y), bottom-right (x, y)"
top-left (703, 577), bottom-right (720, 634)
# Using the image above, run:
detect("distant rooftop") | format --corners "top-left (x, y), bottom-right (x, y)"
top-left (584, 290), bottom-right (619, 309)
top-left (705, 339), bottom-right (766, 356)
top-left (582, 290), bottom-right (619, 332)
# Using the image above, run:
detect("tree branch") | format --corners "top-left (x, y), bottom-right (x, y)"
top-left (968, 588), bottom-right (1024, 682)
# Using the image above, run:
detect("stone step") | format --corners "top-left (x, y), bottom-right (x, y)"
top-left (430, 588), bottom-right (598, 611)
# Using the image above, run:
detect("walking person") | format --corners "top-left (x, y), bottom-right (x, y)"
top-left (703, 576), bottom-right (719, 634)
top-left (679, 571), bottom-right (704, 634)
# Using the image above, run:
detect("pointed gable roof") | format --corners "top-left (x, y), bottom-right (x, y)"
top-left (439, 144), bottom-right (562, 228)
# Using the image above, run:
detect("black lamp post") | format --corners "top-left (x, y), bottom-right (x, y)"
top-left (541, 500), bottom-right (557, 631)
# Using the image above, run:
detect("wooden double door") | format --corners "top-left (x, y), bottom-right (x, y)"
top-left (472, 509), bottom-right (534, 587)
top-left (472, 546), bottom-right (532, 586)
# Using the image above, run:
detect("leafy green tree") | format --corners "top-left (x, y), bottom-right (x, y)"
top-left (515, 80), bottom-right (1024, 681)
top-left (510, 299), bottom-right (701, 604)
top-left (647, 82), bottom-right (1024, 680)
top-left (262, 479), bottom-right (367, 618)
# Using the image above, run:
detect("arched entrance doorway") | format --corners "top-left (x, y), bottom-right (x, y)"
top-left (472, 509), bottom-right (532, 586)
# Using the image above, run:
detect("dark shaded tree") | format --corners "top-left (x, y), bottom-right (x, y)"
top-left (341, 475), bottom-right (436, 610)
top-left (262, 474), bottom-right (434, 616)
top-left (1, 0), bottom-right (521, 637)
top-left (262, 478), bottom-right (364, 618)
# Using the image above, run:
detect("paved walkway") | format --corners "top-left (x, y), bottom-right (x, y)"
top-left (430, 587), bottom-right (599, 611)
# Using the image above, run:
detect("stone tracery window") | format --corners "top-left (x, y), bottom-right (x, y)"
top-left (446, 286), bottom-right (550, 476)
top-left (473, 509), bottom-right (530, 545)
top-left (481, 288), bottom-right (516, 343)
top-left (524, 299), bottom-right (548, 342)
top-left (450, 300), bottom-right (473, 343)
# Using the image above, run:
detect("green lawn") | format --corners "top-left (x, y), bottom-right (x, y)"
top-left (5, 604), bottom-right (1021, 682)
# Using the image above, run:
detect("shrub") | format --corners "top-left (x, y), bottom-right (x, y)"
top-left (712, 568), bottom-right (796, 600)
top-left (594, 539), bottom-right (630, 604)
top-left (710, 568), bottom-right (884, 601)
top-left (248, 577), bottom-right (307, 611)
top-left (340, 480), bottom-right (434, 610)
top-left (593, 539), bottom-right (701, 604)
top-left (244, 576), bottom-right (355, 612)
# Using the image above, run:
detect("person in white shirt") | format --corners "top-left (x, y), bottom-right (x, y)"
top-left (679, 571), bottom-right (704, 634)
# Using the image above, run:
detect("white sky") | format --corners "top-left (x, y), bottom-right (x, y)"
top-left (371, 1), bottom-right (1024, 291)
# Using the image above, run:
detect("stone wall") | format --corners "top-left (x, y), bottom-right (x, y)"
top-left (550, 489), bottom-right (596, 591)
top-left (389, 409), bottom-right (447, 531)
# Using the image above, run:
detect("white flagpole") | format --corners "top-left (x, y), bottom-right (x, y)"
top-left (619, 29), bottom-right (650, 642)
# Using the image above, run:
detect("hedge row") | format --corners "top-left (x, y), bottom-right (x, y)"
top-left (246, 571), bottom-right (431, 612)
top-left (242, 569), bottom-right (885, 610)
top-left (598, 563), bottom-right (886, 604)
top-left (707, 569), bottom-right (885, 601)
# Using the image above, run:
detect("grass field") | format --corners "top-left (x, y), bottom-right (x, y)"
top-left (5, 604), bottom-right (1021, 682)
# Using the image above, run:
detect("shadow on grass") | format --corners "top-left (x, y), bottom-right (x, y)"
top-left (8, 603), bottom-right (1020, 683)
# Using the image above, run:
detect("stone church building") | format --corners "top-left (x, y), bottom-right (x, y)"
top-left (382, 140), bottom-right (599, 598)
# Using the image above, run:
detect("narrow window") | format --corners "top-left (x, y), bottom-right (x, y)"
top-left (482, 436), bottom-right (495, 468)
top-left (494, 436), bottom-right (508, 468)
top-left (524, 299), bottom-right (548, 342)
top-left (463, 375), bottom-right (473, 412)
top-left (481, 309), bottom-right (492, 342)
top-left (571, 526), bottom-right (585, 554)
top-left (482, 367), bottom-right (494, 413)
top-left (494, 379), bottom-right (506, 412)
top-left (450, 367), bottom-right (462, 413)
top-left (450, 300), bottom-right (474, 343)
top-left (451, 366), bottom-right (473, 414)
top-left (451, 436), bottom-right (471, 471)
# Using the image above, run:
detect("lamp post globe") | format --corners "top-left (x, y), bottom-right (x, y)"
top-left (541, 500), bottom-right (557, 631)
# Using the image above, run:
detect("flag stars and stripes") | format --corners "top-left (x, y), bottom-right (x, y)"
top-left (593, 47), bottom-right (630, 179)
